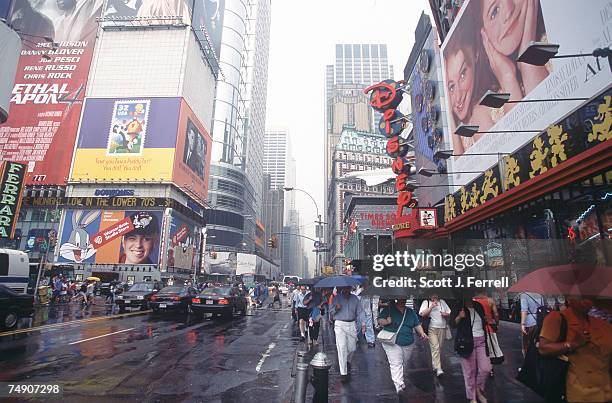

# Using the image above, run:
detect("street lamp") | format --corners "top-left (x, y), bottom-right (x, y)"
top-left (283, 187), bottom-right (324, 276)
top-left (517, 42), bottom-right (611, 68)
top-left (479, 90), bottom-right (587, 109)
top-left (454, 123), bottom-right (542, 138)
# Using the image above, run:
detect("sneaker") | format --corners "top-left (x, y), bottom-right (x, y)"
top-left (476, 388), bottom-right (488, 403)
top-left (300, 334), bottom-right (305, 342)
top-left (367, 342), bottom-right (375, 348)
top-left (340, 374), bottom-right (350, 383)
top-left (436, 368), bottom-right (444, 377)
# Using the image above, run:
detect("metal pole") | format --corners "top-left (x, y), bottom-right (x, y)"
top-left (293, 362), bottom-right (309, 403)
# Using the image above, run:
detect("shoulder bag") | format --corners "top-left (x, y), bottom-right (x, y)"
top-left (377, 308), bottom-right (407, 344)
top-left (420, 300), bottom-right (431, 334)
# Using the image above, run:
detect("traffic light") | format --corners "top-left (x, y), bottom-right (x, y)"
top-left (267, 238), bottom-right (274, 248)
top-left (267, 235), bottom-right (278, 248)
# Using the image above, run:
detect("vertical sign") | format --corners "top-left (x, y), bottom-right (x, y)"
top-left (0, 161), bottom-right (27, 238)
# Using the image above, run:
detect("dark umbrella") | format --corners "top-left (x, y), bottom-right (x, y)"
top-left (314, 276), bottom-right (361, 288)
top-left (508, 263), bottom-right (612, 298)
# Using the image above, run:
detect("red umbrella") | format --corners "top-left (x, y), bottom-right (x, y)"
top-left (508, 264), bottom-right (612, 298)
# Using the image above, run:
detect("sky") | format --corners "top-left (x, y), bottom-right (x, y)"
top-left (266, 0), bottom-right (430, 273)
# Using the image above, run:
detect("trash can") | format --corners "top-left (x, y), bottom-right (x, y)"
top-left (38, 286), bottom-right (49, 304)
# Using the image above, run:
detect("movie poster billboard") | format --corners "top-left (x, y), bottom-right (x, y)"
top-left (58, 209), bottom-right (162, 265)
top-left (441, 0), bottom-right (611, 175)
top-left (0, 0), bottom-right (104, 185)
top-left (71, 97), bottom-right (180, 182)
top-left (174, 99), bottom-right (212, 200)
top-left (161, 212), bottom-right (201, 270)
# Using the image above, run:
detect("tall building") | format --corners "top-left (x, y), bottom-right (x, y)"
top-left (326, 126), bottom-right (395, 271)
top-left (264, 130), bottom-right (290, 190)
top-left (206, 0), bottom-right (271, 255)
top-left (324, 44), bottom-right (394, 270)
top-left (261, 174), bottom-right (283, 263)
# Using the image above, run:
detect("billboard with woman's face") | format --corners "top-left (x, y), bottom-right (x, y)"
top-left (441, 0), bottom-right (610, 174)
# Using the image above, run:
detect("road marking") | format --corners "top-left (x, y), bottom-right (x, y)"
top-left (255, 342), bottom-right (276, 373)
top-left (0, 310), bottom-right (151, 337)
top-left (68, 327), bottom-right (135, 345)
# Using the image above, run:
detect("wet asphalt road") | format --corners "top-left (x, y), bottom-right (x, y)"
top-left (0, 301), bottom-right (298, 402)
top-left (0, 299), bottom-right (543, 403)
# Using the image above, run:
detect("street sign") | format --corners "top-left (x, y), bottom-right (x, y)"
top-left (314, 240), bottom-right (321, 248)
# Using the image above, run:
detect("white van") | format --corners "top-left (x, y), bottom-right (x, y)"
top-left (0, 249), bottom-right (30, 294)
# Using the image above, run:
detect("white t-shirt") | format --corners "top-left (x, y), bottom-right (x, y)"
top-left (86, 283), bottom-right (95, 295)
top-left (419, 299), bottom-right (451, 329)
top-left (468, 307), bottom-right (484, 337)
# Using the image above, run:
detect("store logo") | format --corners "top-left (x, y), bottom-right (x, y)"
top-left (94, 189), bottom-right (135, 197)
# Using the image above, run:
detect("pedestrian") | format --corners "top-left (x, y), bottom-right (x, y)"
top-left (86, 280), bottom-right (95, 306)
top-left (290, 286), bottom-right (300, 322)
top-left (329, 286), bottom-right (366, 383)
top-left (538, 297), bottom-right (612, 403)
top-left (454, 294), bottom-right (491, 403)
top-left (519, 292), bottom-right (545, 357)
top-left (378, 298), bottom-right (428, 394)
top-left (293, 286), bottom-right (309, 341)
top-left (354, 283), bottom-right (376, 348)
top-left (272, 285), bottom-right (281, 309)
top-left (419, 293), bottom-right (452, 376)
top-left (473, 292), bottom-right (502, 374)
top-left (305, 287), bottom-right (324, 345)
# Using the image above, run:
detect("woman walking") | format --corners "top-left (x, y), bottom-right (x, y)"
top-left (378, 298), bottom-right (428, 395)
top-left (455, 294), bottom-right (491, 403)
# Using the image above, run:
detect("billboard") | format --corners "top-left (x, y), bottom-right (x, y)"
top-left (0, 161), bottom-right (27, 238)
top-left (191, 0), bottom-right (225, 62)
top-left (173, 100), bottom-right (212, 200)
top-left (72, 97), bottom-right (210, 201)
top-left (441, 0), bottom-right (611, 175)
top-left (162, 211), bottom-right (201, 271)
top-left (0, 23), bottom-right (21, 123)
top-left (0, 0), bottom-right (103, 185)
top-left (204, 251), bottom-right (237, 275)
top-left (103, 0), bottom-right (189, 21)
top-left (58, 209), bottom-right (162, 265)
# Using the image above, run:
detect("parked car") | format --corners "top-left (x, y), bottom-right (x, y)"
top-left (149, 285), bottom-right (198, 315)
top-left (116, 282), bottom-right (162, 312)
top-left (192, 286), bottom-right (247, 319)
top-left (0, 284), bottom-right (34, 330)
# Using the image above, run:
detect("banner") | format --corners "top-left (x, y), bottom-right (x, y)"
top-left (162, 212), bottom-right (201, 271)
top-left (71, 97), bottom-right (180, 182)
top-left (58, 209), bottom-right (162, 265)
top-left (0, 161), bottom-right (27, 238)
top-left (1, 0), bottom-right (104, 185)
top-left (441, 0), bottom-right (611, 175)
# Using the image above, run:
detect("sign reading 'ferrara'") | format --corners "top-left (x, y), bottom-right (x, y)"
top-left (0, 161), bottom-right (27, 238)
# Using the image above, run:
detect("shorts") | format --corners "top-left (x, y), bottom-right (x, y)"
top-left (297, 307), bottom-right (310, 321)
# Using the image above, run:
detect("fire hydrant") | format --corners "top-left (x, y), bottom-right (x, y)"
top-left (310, 352), bottom-right (332, 403)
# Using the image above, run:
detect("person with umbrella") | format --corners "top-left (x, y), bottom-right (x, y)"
top-left (328, 282), bottom-right (366, 383)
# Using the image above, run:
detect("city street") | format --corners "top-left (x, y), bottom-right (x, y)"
top-left (1, 297), bottom-right (542, 403)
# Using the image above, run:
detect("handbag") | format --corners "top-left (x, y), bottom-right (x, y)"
top-left (445, 326), bottom-right (453, 340)
top-left (377, 308), bottom-right (407, 344)
top-left (454, 309), bottom-right (475, 358)
top-left (487, 332), bottom-right (504, 365)
top-left (516, 314), bottom-right (569, 402)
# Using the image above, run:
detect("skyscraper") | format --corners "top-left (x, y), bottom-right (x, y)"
top-left (324, 44), bottom-right (394, 269)
top-left (207, 0), bottom-right (272, 254)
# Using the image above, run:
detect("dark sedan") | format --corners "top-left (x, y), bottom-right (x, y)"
top-left (116, 282), bottom-right (162, 312)
top-left (0, 284), bottom-right (34, 330)
top-left (149, 285), bottom-right (198, 315)
top-left (192, 286), bottom-right (247, 319)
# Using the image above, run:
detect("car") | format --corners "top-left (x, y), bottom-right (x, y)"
top-left (191, 286), bottom-right (247, 319)
top-left (0, 284), bottom-right (34, 330)
top-left (116, 282), bottom-right (162, 312)
top-left (278, 284), bottom-right (289, 296)
top-left (149, 285), bottom-right (198, 315)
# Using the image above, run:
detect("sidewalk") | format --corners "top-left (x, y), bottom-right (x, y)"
top-left (301, 321), bottom-right (542, 402)
top-left (27, 297), bottom-right (121, 328)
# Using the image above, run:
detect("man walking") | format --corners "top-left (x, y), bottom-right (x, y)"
top-left (329, 287), bottom-right (366, 383)
top-left (520, 292), bottom-right (544, 356)
top-left (354, 283), bottom-right (376, 348)
top-left (419, 293), bottom-right (451, 376)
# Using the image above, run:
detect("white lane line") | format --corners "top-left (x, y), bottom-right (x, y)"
top-left (255, 342), bottom-right (276, 373)
top-left (68, 327), bottom-right (135, 345)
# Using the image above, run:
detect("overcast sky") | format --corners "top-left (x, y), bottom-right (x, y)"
top-left (266, 0), bottom-right (430, 272)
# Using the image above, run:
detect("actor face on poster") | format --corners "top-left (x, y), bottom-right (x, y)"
top-left (443, 0), bottom-right (549, 155)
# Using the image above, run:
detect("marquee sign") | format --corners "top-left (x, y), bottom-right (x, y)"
top-left (0, 161), bottom-right (27, 238)
top-left (365, 80), bottom-right (419, 238)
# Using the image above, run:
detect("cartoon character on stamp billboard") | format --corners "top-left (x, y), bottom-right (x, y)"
top-left (107, 100), bottom-right (150, 155)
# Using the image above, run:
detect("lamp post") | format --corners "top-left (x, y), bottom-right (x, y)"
top-left (517, 42), bottom-right (611, 71)
top-left (418, 167), bottom-right (483, 177)
top-left (454, 124), bottom-right (542, 138)
top-left (478, 90), bottom-right (587, 109)
top-left (283, 187), bottom-right (323, 276)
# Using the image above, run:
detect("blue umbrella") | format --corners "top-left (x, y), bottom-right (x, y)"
top-left (314, 276), bottom-right (361, 288)
top-left (351, 274), bottom-right (368, 283)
